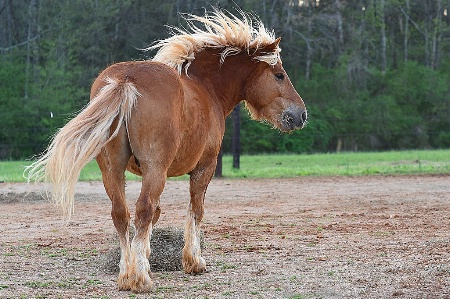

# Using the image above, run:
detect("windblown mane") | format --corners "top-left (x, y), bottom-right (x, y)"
top-left (147, 10), bottom-right (281, 75)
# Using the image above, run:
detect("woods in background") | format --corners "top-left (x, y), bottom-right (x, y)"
top-left (1, 0), bottom-right (449, 158)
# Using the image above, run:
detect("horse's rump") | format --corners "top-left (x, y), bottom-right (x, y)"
top-left (25, 73), bottom-right (142, 217)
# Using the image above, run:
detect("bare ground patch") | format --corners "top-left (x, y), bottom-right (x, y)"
top-left (1, 175), bottom-right (449, 298)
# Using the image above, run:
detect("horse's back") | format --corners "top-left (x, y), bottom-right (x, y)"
top-left (91, 61), bottom-right (182, 101)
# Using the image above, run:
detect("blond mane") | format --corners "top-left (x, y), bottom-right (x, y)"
top-left (147, 10), bottom-right (281, 75)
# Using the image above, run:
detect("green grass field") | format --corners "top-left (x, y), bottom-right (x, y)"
top-left (1, 149), bottom-right (449, 183)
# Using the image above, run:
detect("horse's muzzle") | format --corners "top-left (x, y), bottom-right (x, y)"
top-left (281, 107), bottom-right (308, 131)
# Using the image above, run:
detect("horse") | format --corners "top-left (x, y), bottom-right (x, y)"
top-left (25, 10), bottom-right (307, 293)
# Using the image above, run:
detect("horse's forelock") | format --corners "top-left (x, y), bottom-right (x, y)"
top-left (148, 9), bottom-right (281, 75)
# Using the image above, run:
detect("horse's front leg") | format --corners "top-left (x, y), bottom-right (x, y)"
top-left (183, 161), bottom-right (216, 274)
top-left (128, 171), bottom-right (165, 292)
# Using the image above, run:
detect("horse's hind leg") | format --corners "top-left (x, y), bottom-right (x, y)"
top-left (126, 169), bottom-right (165, 292)
top-left (96, 123), bottom-right (132, 290)
top-left (183, 160), bottom-right (217, 274)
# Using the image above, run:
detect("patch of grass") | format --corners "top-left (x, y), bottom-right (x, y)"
top-left (0, 160), bottom-right (29, 182)
top-left (5, 149), bottom-right (450, 182)
top-left (222, 149), bottom-right (450, 178)
top-left (158, 273), bottom-right (173, 279)
top-left (155, 285), bottom-right (176, 293)
top-left (84, 279), bottom-right (103, 286)
top-left (40, 248), bottom-right (67, 258)
top-left (19, 244), bottom-right (35, 251)
top-left (57, 279), bottom-right (74, 288)
top-left (77, 248), bottom-right (99, 258)
top-left (25, 281), bottom-right (51, 288)
top-left (216, 261), bottom-right (237, 272)
top-left (2, 244), bottom-right (36, 257)
top-left (369, 231), bottom-right (392, 237)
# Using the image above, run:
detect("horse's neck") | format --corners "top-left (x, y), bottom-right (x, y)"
top-left (184, 49), bottom-right (255, 116)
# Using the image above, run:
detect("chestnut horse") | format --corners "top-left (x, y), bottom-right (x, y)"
top-left (26, 10), bottom-right (307, 292)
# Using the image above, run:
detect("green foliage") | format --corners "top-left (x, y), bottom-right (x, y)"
top-left (0, 54), bottom-right (86, 159)
top-left (281, 60), bottom-right (450, 153)
top-left (0, 0), bottom-right (449, 158)
top-left (0, 58), bottom-right (26, 157)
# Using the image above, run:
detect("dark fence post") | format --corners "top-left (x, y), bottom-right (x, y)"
top-left (232, 103), bottom-right (240, 169)
top-left (214, 146), bottom-right (223, 177)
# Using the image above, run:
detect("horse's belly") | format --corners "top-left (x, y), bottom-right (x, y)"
top-left (166, 145), bottom-right (205, 177)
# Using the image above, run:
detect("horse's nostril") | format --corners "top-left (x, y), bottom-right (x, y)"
top-left (281, 108), bottom-right (307, 131)
top-left (301, 111), bottom-right (307, 124)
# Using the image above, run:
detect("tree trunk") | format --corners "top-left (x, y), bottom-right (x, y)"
top-left (380, 0), bottom-right (387, 74)
top-left (431, 0), bottom-right (443, 69)
top-left (391, 18), bottom-right (398, 69)
top-left (424, 0), bottom-right (431, 67)
top-left (404, 0), bottom-right (410, 62)
top-left (335, 0), bottom-right (344, 55)
top-left (305, 0), bottom-right (313, 80)
top-left (0, 0), bottom-right (12, 48)
top-left (214, 147), bottom-right (222, 178)
top-left (25, 0), bottom-right (38, 101)
top-left (232, 103), bottom-right (240, 169)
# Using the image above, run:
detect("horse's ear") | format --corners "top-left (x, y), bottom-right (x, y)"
top-left (260, 37), bottom-right (281, 54)
top-left (266, 37), bottom-right (281, 52)
top-left (274, 37), bottom-right (281, 47)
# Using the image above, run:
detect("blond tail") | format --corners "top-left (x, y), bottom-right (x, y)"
top-left (25, 77), bottom-right (140, 219)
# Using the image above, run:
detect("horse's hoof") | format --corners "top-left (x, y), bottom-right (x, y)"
top-left (183, 256), bottom-right (207, 274)
top-left (117, 273), bottom-right (131, 291)
top-left (197, 256), bottom-right (206, 272)
top-left (130, 273), bottom-right (154, 293)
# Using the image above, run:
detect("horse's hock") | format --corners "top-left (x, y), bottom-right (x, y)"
top-left (104, 226), bottom-right (204, 273)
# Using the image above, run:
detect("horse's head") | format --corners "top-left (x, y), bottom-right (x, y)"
top-left (244, 41), bottom-right (307, 132)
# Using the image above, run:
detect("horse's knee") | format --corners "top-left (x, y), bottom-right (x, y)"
top-left (134, 194), bottom-right (156, 229)
top-left (135, 173), bottom-right (166, 229)
top-left (112, 200), bottom-right (130, 219)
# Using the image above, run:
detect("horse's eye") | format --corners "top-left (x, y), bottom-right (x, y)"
top-left (275, 73), bottom-right (285, 80)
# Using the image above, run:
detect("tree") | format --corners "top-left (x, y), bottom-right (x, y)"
top-left (0, 0), bottom-right (449, 158)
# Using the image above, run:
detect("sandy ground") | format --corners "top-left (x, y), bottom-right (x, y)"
top-left (0, 175), bottom-right (449, 299)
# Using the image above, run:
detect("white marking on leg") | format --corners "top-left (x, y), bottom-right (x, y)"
top-left (186, 211), bottom-right (197, 258)
top-left (131, 224), bottom-right (152, 275)
top-left (118, 230), bottom-right (130, 277)
top-left (129, 224), bottom-right (153, 292)
top-left (183, 210), bottom-right (205, 273)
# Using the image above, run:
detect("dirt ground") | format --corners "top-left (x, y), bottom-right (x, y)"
top-left (0, 175), bottom-right (449, 299)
